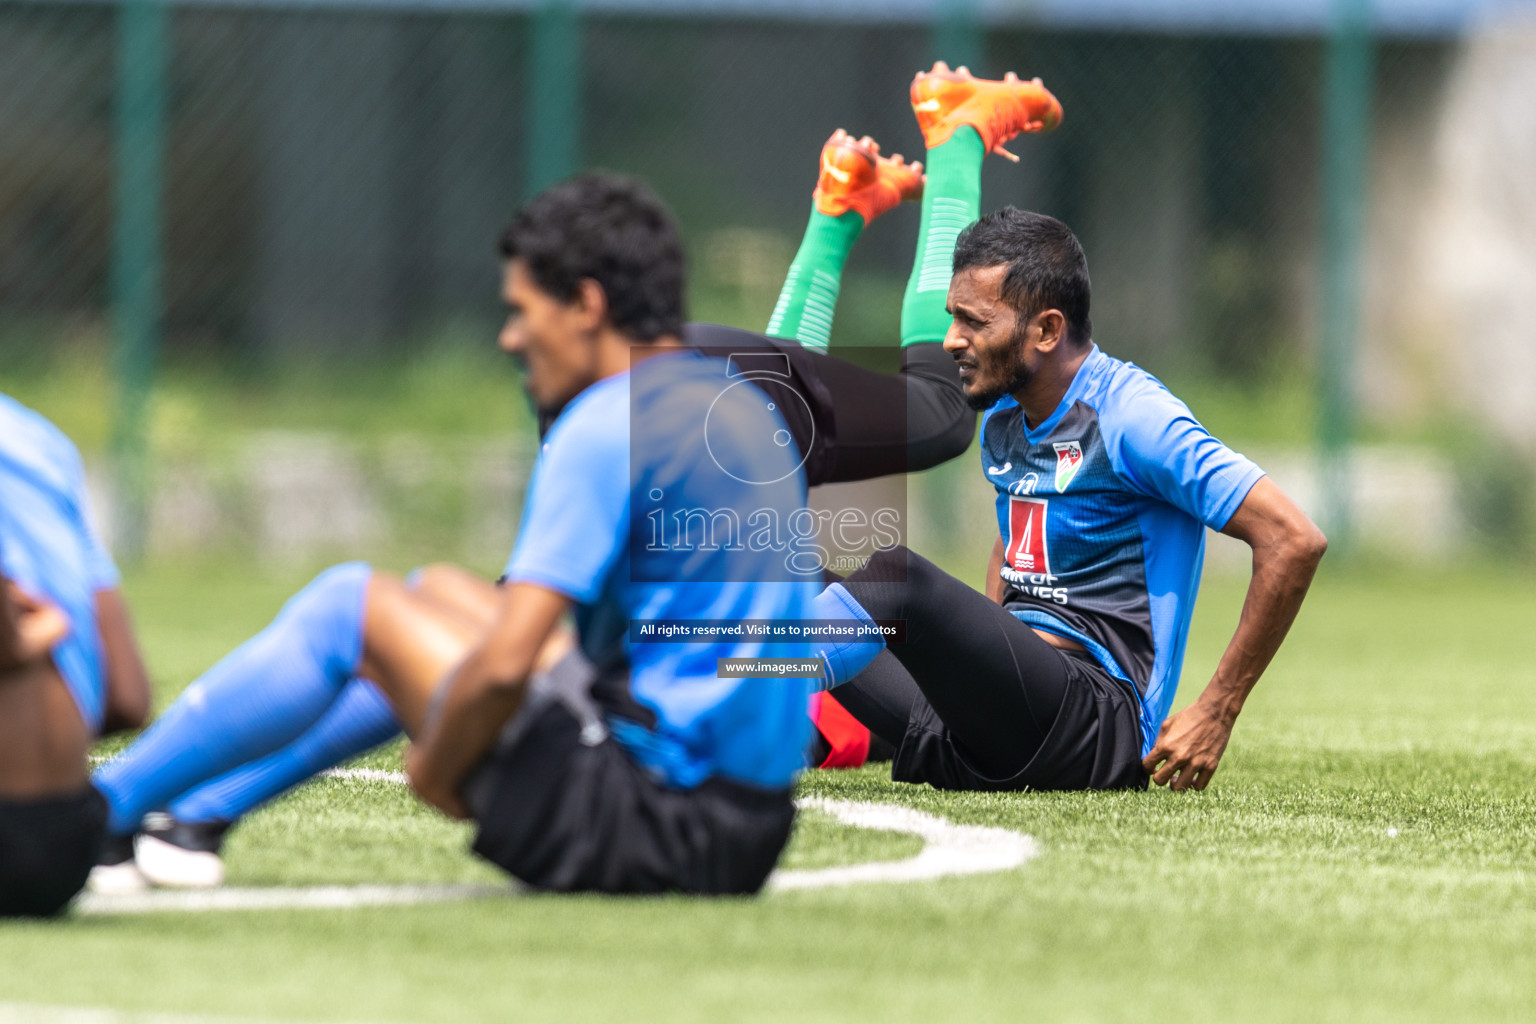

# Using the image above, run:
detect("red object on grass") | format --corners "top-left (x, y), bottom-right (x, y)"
top-left (810, 690), bottom-right (871, 768)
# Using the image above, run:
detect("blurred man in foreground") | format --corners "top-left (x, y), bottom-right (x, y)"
top-left (0, 394), bottom-right (150, 915)
top-left (96, 175), bottom-right (824, 894)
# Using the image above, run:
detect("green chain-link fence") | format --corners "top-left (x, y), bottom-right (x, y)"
top-left (3, 0), bottom-right (1534, 568)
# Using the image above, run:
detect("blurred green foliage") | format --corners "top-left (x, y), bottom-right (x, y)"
top-left (0, 318), bottom-right (536, 451)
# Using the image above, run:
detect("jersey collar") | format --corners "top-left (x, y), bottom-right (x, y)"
top-left (1023, 344), bottom-right (1104, 445)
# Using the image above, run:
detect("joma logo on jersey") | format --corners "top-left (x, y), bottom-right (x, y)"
top-left (1005, 496), bottom-right (1051, 573)
top-left (1053, 441), bottom-right (1083, 491)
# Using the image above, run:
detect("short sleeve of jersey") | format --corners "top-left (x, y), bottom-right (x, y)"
top-left (63, 446), bottom-right (120, 592)
top-left (502, 395), bottom-right (628, 603)
top-left (1104, 378), bottom-right (1264, 531)
top-left (8, 405), bottom-right (121, 593)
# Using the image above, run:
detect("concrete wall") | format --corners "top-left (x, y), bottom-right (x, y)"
top-left (1365, 13), bottom-right (1536, 453)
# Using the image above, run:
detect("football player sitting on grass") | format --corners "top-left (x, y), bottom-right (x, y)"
top-left (802, 65), bottom-right (1328, 794)
top-left (95, 174), bottom-right (828, 895)
top-left (1, 394), bottom-right (150, 916)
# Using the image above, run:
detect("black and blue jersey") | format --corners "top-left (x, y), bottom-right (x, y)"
top-left (980, 347), bottom-right (1264, 753)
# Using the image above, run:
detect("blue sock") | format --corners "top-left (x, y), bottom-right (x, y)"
top-left (811, 583), bottom-right (886, 691)
top-left (166, 565), bottom-right (429, 825)
top-left (94, 562), bottom-right (372, 835)
top-left (169, 679), bottom-right (401, 825)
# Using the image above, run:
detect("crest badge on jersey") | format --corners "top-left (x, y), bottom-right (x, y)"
top-left (1052, 440), bottom-right (1084, 491)
top-left (1005, 496), bottom-right (1050, 574)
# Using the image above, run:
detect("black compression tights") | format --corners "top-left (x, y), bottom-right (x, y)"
top-left (829, 546), bottom-right (1072, 779)
top-left (805, 342), bottom-right (975, 483)
top-left (540, 335), bottom-right (975, 485)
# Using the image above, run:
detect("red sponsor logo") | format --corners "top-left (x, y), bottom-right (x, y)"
top-left (1005, 496), bottom-right (1050, 574)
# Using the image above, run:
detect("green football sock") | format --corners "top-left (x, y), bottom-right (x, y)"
top-left (900, 126), bottom-right (985, 346)
top-left (765, 208), bottom-right (864, 352)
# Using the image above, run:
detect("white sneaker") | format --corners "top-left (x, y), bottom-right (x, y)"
top-left (86, 834), bottom-right (149, 895)
top-left (134, 832), bottom-right (226, 889)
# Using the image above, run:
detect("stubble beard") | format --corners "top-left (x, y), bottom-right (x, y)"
top-left (964, 329), bottom-right (1035, 411)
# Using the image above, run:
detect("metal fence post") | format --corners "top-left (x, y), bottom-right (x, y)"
top-left (1317, 0), bottom-right (1376, 554)
top-left (111, 0), bottom-right (168, 562)
top-left (932, 0), bottom-right (983, 72)
top-left (526, 0), bottom-right (582, 199)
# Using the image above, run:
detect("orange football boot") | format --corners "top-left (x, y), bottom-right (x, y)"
top-left (910, 62), bottom-right (1063, 161)
top-left (812, 128), bottom-right (925, 226)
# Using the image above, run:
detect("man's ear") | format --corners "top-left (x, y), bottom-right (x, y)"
top-left (572, 278), bottom-right (610, 332)
top-left (1033, 309), bottom-right (1067, 353)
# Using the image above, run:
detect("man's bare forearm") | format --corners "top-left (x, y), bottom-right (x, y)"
top-left (1201, 478), bottom-right (1327, 722)
top-left (1198, 544), bottom-right (1319, 721)
top-left (1142, 478), bottom-right (1324, 790)
top-left (96, 587), bottom-right (151, 734)
top-left (0, 574), bottom-right (22, 673)
top-left (412, 645), bottom-right (528, 801)
top-left (408, 583), bottom-right (568, 811)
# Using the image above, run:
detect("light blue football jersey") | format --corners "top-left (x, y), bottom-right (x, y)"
top-left (0, 394), bottom-right (119, 732)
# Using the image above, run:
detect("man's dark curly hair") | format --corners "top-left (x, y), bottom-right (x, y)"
top-left (498, 172), bottom-right (685, 342)
top-left (952, 207), bottom-right (1092, 347)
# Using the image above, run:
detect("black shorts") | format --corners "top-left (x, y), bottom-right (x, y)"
top-left (459, 654), bottom-right (796, 895)
top-left (892, 649), bottom-right (1148, 792)
top-left (0, 784), bottom-right (107, 917)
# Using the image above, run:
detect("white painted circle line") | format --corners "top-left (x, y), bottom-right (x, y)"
top-left (76, 884), bottom-right (510, 916)
top-left (769, 797), bottom-right (1039, 891)
top-left (75, 775), bottom-right (1038, 913)
top-left (321, 768), bottom-right (407, 784)
top-left (321, 773), bottom-right (1043, 888)
top-left (0, 1003), bottom-right (323, 1024)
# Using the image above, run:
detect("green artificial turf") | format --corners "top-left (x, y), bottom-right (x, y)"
top-left (3, 563), bottom-right (1535, 1023)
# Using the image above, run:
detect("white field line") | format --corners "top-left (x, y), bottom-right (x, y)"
top-left (74, 884), bottom-right (510, 916)
top-left (75, 771), bottom-right (1037, 914)
top-left (770, 797), bottom-right (1039, 891)
top-left (0, 1003), bottom-right (365, 1024)
top-left (320, 768), bottom-right (407, 784)
top-left (322, 771), bottom-right (1042, 889)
